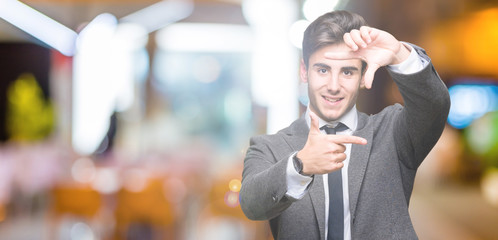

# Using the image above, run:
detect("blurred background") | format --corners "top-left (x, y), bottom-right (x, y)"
top-left (0, 0), bottom-right (497, 239)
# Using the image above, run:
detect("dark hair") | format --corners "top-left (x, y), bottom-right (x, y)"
top-left (302, 10), bottom-right (368, 70)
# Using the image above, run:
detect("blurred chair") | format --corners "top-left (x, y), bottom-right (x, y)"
top-left (0, 203), bottom-right (5, 223)
top-left (49, 184), bottom-right (104, 239)
top-left (52, 185), bottom-right (101, 217)
top-left (195, 168), bottom-right (271, 240)
top-left (113, 177), bottom-right (176, 240)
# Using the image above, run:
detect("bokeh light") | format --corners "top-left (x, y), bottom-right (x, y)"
top-left (466, 112), bottom-right (497, 154)
top-left (91, 168), bottom-right (120, 194)
top-left (481, 168), bottom-right (498, 207)
top-left (70, 222), bottom-right (95, 240)
top-left (447, 84), bottom-right (498, 129)
top-left (122, 168), bottom-right (149, 193)
top-left (71, 157), bottom-right (96, 184)
top-left (224, 191), bottom-right (240, 208)
top-left (465, 111), bottom-right (498, 166)
top-left (303, 0), bottom-right (340, 21)
top-left (228, 179), bottom-right (241, 193)
top-left (289, 19), bottom-right (310, 49)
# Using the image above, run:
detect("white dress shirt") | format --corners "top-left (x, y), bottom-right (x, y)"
top-left (285, 43), bottom-right (427, 240)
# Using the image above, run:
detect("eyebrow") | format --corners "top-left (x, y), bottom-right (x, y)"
top-left (341, 66), bottom-right (360, 72)
top-left (312, 63), bottom-right (331, 70)
top-left (312, 63), bottom-right (359, 72)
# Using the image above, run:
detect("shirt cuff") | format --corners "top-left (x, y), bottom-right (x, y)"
top-left (387, 42), bottom-right (428, 74)
top-left (285, 152), bottom-right (313, 199)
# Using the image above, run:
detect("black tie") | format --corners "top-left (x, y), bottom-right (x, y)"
top-left (322, 123), bottom-right (347, 240)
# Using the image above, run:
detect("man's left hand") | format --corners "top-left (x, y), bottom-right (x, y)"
top-left (324, 26), bottom-right (411, 89)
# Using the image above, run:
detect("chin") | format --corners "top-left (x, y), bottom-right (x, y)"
top-left (326, 112), bottom-right (344, 122)
top-left (322, 113), bottom-right (342, 122)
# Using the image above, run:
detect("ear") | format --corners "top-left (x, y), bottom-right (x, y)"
top-left (300, 59), bottom-right (308, 83)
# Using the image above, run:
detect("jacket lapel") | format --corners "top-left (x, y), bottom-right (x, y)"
top-left (284, 116), bottom-right (326, 240)
top-left (309, 175), bottom-right (326, 239)
top-left (348, 112), bottom-right (373, 221)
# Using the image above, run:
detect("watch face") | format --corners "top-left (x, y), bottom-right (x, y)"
top-left (293, 154), bottom-right (303, 173)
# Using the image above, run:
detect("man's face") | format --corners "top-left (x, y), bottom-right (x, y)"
top-left (301, 43), bottom-right (364, 122)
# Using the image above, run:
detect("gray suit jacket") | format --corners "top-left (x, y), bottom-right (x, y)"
top-left (240, 45), bottom-right (451, 240)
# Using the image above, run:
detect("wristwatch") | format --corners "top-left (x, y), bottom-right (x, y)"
top-left (293, 153), bottom-right (304, 175)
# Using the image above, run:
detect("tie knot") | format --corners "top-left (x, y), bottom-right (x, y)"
top-left (321, 123), bottom-right (348, 135)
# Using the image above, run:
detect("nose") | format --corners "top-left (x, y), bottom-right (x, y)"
top-left (327, 74), bottom-right (340, 94)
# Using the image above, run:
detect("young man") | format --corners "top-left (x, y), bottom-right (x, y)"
top-left (240, 10), bottom-right (450, 240)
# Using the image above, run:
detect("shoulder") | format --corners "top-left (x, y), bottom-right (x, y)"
top-left (251, 116), bottom-right (307, 140)
top-left (357, 104), bottom-right (404, 130)
top-left (247, 117), bottom-right (308, 158)
top-left (250, 117), bottom-right (305, 144)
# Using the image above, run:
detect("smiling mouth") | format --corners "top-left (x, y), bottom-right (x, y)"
top-left (323, 96), bottom-right (343, 103)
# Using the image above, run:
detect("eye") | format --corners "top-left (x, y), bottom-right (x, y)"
top-left (318, 68), bottom-right (328, 74)
top-left (343, 70), bottom-right (352, 76)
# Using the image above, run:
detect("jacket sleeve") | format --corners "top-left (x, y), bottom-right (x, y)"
top-left (239, 134), bottom-right (301, 220)
top-left (388, 44), bottom-right (451, 170)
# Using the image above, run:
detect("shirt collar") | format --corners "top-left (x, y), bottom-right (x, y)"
top-left (305, 105), bottom-right (358, 132)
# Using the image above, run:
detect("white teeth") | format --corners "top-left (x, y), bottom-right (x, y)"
top-left (324, 97), bottom-right (341, 102)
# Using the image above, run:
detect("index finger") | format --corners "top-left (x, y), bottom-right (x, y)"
top-left (360, 26), bottom-right (372, 44)
top-left (327, 134), bottom-right (367, 145)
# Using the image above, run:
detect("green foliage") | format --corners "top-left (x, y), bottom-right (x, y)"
top-left (6, 73), bottom-right (55, 141)
top-left (464, 111), bottom-right (498, 168)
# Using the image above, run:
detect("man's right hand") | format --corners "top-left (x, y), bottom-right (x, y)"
top-left (297, 111), bottom-right (367, 176)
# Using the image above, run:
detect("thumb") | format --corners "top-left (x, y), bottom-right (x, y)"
top-left (309, 111), bottom-right (321, 134)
